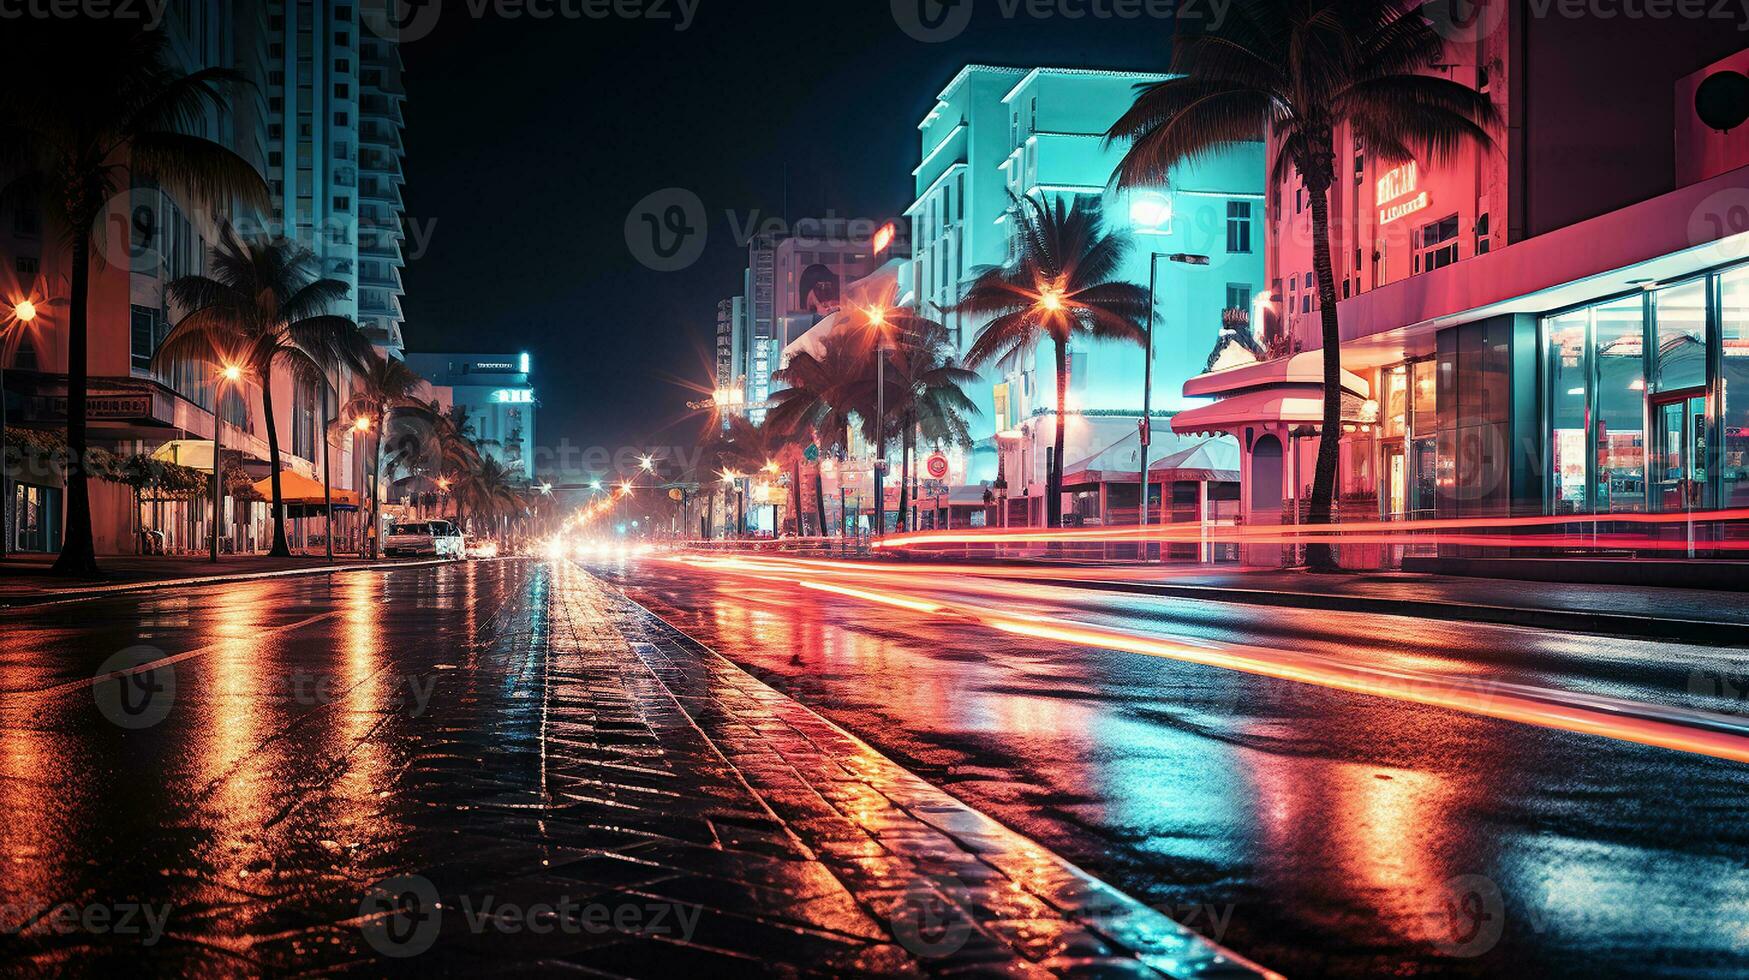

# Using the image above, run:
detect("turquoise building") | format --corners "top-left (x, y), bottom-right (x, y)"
top-left (902, 66), bottom-right (1267, 500)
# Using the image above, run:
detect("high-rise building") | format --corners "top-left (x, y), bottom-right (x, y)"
top-left (714, 296), bottom-right (747, 426)
top-left (265, 0), bottom-right (408, 355)
top-left (403, 353), bottom-right (538, 482)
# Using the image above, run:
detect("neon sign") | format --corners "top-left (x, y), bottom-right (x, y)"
top-left (1376, 162), bottom-right (1429, 226)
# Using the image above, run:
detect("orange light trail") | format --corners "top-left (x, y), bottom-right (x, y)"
top-left (872, 506), bottom-right (1749, 550)
top-left (645, 552), bottom-right (1749, 767)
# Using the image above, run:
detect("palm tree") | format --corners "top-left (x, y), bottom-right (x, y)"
top-left (1109, 0), bottom-right (1494, 565)
top-left (768, 330), bottom-right (876, 537)
top-left (457, 455), bottom-right (521, 542)
top-left (339, 353), bottom-right (426, 558)
top-left (157, 231), bottom-right (370, 557)
top-left (704, 415), bottom-right (798, 536)
top-left (2, 23), bottom-right (268, 575)
top-left (867, 314), bottom-right (979, 529)
top-left (954, 194), bottom-right (1149, 528)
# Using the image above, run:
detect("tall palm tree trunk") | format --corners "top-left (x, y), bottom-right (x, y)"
top-left (792, 460), bottom-right (805, 536)
top-left (1303, 154), bottom-right (1344, 570)
top-left (1049, 340), bottom-right (1068, 528)
top-left (813, 462), bottom-right (828, 538)
top-left (259, 371), bottom-right (292, 557)
top-left (897, 416), bottom-right (912, 532)
top-left (321, 385), bottom-right (334, 563)
top-left (51, 233), bottom-right (98, 576)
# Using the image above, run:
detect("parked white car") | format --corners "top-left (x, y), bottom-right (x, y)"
top-left (384, 520), bottom-right (465, 559)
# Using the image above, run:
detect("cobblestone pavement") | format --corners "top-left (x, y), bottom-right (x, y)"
top-left (0, 559), bottom-right (1276, 977)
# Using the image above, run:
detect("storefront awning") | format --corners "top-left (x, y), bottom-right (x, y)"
top-left (1171, 390), bottom-right (1376, 437)
top-left (250, 470), bottom-right (360, 507)
top-left (1185, 350), bottom-right (1370, 400)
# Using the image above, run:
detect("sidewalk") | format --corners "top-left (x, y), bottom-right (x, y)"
top-left (1024, 567), bottom-right (1749, 643)
top-left (0, 552), bottom-right (444, 606)
top-left (334, 564), bottom-right (1275, 976)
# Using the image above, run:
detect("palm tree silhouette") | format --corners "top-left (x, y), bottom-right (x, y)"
top-left (4, 23), bottom-right (268, 575)
top-left (340, 353), bottom-right (426, 558)
top-left (954, 194), bottom-right (1148, 528)
top-left (157, 231), bottom-right (371, 557)
top-left (768, 330), bottom-right (876, 537)
top-left (866, 313), bottom-right (979, 529)
top-left (1109, 0), bottom-right (1494, 564)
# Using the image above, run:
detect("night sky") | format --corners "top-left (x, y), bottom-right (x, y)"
top-left (399, 0), bottom-right (1166, 473)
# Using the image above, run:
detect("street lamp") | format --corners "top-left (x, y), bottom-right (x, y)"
top-left (638, 454), bottom-right (655, 472)
top-left (211, 364), bottom-right (244, 563)
top-left (867, 304), bottom-right (892, 538)
top-left (1138, 252), bottom-right (1210, 540)
top-left (2, 298), bottom-right (39, 560)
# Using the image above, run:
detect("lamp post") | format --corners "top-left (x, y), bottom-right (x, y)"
top-left (1138, 252), bottom-right (1210, 542)
top-left (868, 305), bottom-right (890, 538)
top-left (2, 298), bottom-right (37, 560)
top-left (354, 415), bottom-right (374, 557)
top-left (211, 363), bottom-right (243, 563)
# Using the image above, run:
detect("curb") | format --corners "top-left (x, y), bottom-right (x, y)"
top-left (608, 580), bottom-right (1282, 979)
top-left (1020, 575), bottom-right (1744, 645)
top-left (0, 556), bottom-right (518, 609)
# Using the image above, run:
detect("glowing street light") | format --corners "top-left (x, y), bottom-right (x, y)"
top-left (1037, 285), bottom-right (1065, 312)
top-left (209, 362), bottom-right (248, 563)
top-left (638, 453), bottom-right (655, 472)
top-left (354, 416), bottom-right (371, 432)
top-left (1, 296), bottom-right (41, 559)
top-left (589, 478), bottom-right (603, 492)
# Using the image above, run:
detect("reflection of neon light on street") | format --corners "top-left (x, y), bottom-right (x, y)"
top-left (654, 552), bottom-right (1749, 767)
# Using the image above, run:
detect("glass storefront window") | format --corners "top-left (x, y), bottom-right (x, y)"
top-left (1547, 310), bottom-right (1589, 512)
top-left (1723, 268), bottom-right (1749, 506)
top-left (1593, 296), bottom-right (1646, 512)
top-left (1382, 366), bottom-right (1407, 438)
top-left (1653, 279), bottom-right (1707, 392)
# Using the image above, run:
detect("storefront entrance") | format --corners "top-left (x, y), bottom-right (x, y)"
top-left (1651, 393), bottom-right (1708, 512)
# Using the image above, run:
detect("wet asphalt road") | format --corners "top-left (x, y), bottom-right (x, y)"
top-left (588, 554), bottom-right (1749, 978)
top-left (0, 559), bottom-right (546, 974)
top-left (3, 555), bottom-right (1747, 977)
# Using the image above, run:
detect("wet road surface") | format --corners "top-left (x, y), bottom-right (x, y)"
top-left (590, 552), bottom-right (1749, 978)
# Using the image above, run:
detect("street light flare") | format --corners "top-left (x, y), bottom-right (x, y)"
top-left (13, 299), bottom-right (36, 322)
